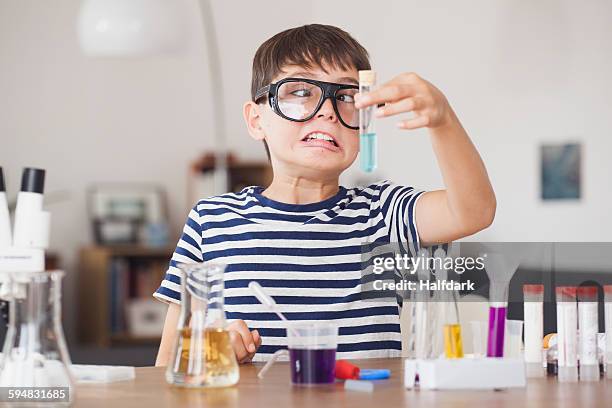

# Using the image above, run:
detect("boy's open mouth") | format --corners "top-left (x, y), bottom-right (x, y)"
top-left (301, 131), bottom-right (339, 148)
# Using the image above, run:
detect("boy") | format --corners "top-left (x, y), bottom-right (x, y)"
top-left (154, 24), bottom-right (495, 365)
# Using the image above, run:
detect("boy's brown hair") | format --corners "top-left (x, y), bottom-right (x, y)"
top-left (250, 24), bottom-right (371, 161)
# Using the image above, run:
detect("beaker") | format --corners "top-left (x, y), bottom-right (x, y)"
top-left (166, 263), bottom-right (239, 388)
top-left (287, 323), bottom-right (337, 385)
top-left (0, 271), bottom-right (74, 405)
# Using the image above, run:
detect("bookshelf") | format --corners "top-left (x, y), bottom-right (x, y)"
top-left (187, 153), bottom-right (273, 205)
top-left (78, 245), bottom-right (172, 347)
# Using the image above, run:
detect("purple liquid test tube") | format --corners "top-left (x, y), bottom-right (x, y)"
top-left (487, 304), bottom-right (506, 357)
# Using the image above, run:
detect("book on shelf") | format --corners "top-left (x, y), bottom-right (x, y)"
top-left (109, 257), bottom-right (169, 335)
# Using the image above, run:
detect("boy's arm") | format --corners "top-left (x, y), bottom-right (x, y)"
top-left (355, 73), bottom-right (496, 246)
top-left (415, 107), bottom-right (496, 246)
top-left (156, 303), bottom-right (181, 367)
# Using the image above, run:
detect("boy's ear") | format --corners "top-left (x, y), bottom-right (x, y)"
top-left (243, 101), bottom-right (266, 141)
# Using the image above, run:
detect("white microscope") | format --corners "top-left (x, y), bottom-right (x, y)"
top-left (0, 167), bottom-right (50, 323)
top-left (0, 166), bottom-right (49, 272)
top-left (0, 167), bottom-right (133, 392)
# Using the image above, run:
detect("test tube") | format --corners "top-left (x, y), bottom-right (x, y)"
top-left (487, 302), bottom-right (506, 358)
top-left (358, 70), bottom-right (377, 173)
top-left (605, 285), bottom-right (612, 379)
top-left (577, 286), bottom-right (599, 381)
top-left (469, 321), bottom-right (488, 358)
top-left (523, 284), bottom-right (544, 377)
top-left (443, 291), bottom-right (464, 359)
top-left (556, 286), bottom-right (578, 382)
top-left (504, 319), bottom-right (524, 358)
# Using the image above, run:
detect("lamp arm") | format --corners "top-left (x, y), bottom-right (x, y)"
top-left (197, 0), bottom-right (228, 193)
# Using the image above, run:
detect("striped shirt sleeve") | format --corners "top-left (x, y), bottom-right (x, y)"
top-left (376, 180), bottom-right (426, 258)
top-left (153, 203), bottom-right (203, 304)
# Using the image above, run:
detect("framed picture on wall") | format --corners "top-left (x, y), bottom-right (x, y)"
top-left (88, 184), bottom-right (168, 245)
top-left (540, 142), bottom-right (582, 200)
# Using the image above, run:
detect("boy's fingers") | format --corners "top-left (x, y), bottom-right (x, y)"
top-left (355, 84), bottom-right (417, 108)
top-left (246, 330), bottom-right (261, 362)
top-left (397, 115), bottom-right (430, 130)
top-left (236, 330), bottom-right (261, 364)
top-left (228, 320), bottom-right (257, 353)
top-left (229, 331), bottom-right (249, 361)
top-left (376, 97), bottom-right (421, 118)
top-left (252, 329), bottom-right (262, 348)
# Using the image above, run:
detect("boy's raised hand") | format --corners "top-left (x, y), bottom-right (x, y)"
top-left (354, 72), bottom-right (454, 130)
top-left (227, 319), bottom-right (262, 363)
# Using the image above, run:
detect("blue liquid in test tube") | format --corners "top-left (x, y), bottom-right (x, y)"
top-left (359, 70), bottom-right (377, 173)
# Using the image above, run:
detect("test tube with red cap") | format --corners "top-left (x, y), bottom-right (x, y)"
top-left (556, 286), bottom-right (578, 382)
top-left (604, 285), bottom-right (612, 379)
top-left (577, 286), bottom-right (599, 381)
top-left (523, 284), bottom-right (544, 378)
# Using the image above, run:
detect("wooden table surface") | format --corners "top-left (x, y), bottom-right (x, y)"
top-left (75, 358), bottom-right (611, 407)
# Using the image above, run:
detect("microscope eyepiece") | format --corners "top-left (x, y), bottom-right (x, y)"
top-left (0, 167), bottom-right (5, 192)
top-left (20, 168), bottom-right (45, 194)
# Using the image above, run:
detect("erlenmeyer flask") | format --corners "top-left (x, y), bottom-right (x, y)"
top-left (166, 263), bottom-right (239, 388)
top-left (0, 271), bottom-right (74, 404)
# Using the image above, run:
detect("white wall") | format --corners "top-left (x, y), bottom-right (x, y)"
top-left (216, 0), bottom-right (612, 241)
top-left (310, 0), bottom-right (612, 242)
top-left (1, 0), bottom-right (612, 340)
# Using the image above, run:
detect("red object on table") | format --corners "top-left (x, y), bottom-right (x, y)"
top-left (335, 360), bottom-right (360, 380)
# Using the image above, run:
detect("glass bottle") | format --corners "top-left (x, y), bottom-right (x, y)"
top-left (166, 263), bottom-right (239, 387)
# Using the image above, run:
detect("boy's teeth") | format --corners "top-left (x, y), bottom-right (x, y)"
top-left (305, 133), bottom-right (336, 145)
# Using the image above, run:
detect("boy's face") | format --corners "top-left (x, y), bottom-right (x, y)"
top-left (244, 64), bottom-right (360, 180)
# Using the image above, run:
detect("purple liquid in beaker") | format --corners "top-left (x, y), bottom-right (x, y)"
top-left (289, 348), bottom-right (336, 385)
top-left (487, 306), bottom-right (506, 357)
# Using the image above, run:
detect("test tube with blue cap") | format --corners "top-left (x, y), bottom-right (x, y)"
top-left (359, 70), bottom-right (377, 173)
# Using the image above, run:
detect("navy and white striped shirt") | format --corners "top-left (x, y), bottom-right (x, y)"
top-left (154, 180), bottom-right (424, 361)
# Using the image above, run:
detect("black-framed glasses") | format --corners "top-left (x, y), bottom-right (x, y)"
top-left (254, 77), bottom-right (359, 130)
